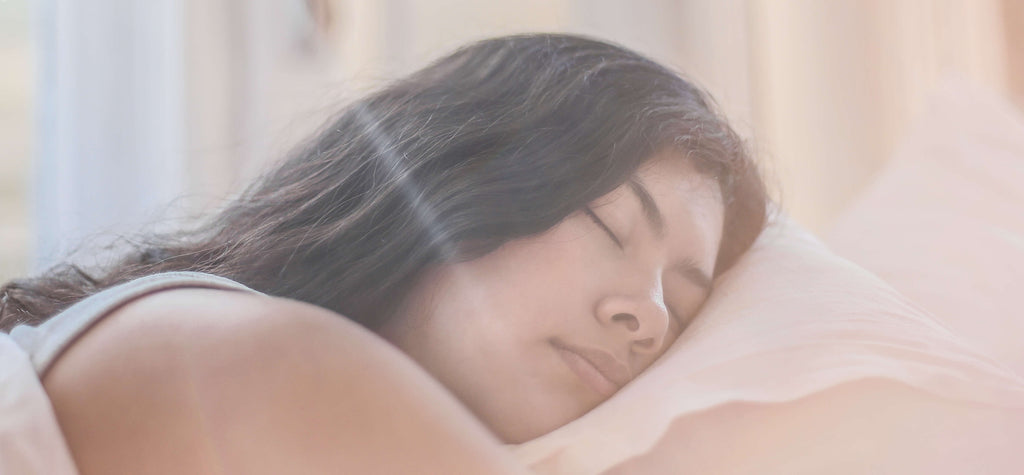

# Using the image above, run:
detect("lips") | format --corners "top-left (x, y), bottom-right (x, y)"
top-left (551, 338), bottom-right (632, 397)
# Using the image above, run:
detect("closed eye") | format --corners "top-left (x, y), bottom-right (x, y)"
top-left (583, 207), bottom-right (623, 249)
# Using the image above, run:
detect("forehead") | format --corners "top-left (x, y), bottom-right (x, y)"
top-left (635, 151), bottom-right (722, 210)
top-left (632, 151), bottom-right (724, 260)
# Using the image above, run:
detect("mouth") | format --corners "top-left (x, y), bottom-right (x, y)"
top-left (551, 338), bottom-right (631, 398)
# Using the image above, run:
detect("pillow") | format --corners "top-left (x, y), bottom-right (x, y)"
top-left (512, 214), bottom-right (1024, 474)
top-left (827, 80), bottom-right (1024, 377)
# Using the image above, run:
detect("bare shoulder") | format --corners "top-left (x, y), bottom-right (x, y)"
top-left (44, 287), bottom-right (525, 474)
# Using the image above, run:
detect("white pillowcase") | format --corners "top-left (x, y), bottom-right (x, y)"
top-left (513, 214), bottom-right (1024, 474)
top-left (828, 80), bottom-right (1024, 377)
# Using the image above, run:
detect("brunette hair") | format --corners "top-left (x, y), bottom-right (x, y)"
top-left (1, 33), bottom-right (768, 332)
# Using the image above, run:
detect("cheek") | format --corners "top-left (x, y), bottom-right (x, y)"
top-left (453, 227), bottom-right (602, 336)
top-left (385, 224), bottom-right (615, 441)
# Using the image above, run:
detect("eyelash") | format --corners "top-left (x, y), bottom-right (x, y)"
top-left (583, 207), bottom-right (623, 249)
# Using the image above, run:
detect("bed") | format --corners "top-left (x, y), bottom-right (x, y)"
top-left (513, 82), bottom-right (1024, 474)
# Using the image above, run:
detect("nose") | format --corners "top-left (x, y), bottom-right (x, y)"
top-left (596, 288), bottom-right (671, 354)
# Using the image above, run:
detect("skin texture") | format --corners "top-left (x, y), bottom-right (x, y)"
top-left (43, 289), bottom-right (528, 474)
top-left (379, 152), bottom-right (726, 443)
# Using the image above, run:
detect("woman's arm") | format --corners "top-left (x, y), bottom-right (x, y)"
top-left (44, 288), bottom-right (527, 474)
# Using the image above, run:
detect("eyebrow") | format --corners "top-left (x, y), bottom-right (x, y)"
top-left (627, 179), bottom-right (713, 293)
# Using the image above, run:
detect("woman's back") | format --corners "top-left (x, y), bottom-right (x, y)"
top-left (20, 275), bottom-right (524, 473)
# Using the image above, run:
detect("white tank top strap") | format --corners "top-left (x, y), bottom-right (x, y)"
top-left (9, 271), bottom-right (263, 377)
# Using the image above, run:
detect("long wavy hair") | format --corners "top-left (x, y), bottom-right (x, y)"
top-left (1, 34), bottom-right (768, 332)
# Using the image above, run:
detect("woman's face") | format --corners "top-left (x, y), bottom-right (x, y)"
top-left (379, 151), bottom-right (725, 443)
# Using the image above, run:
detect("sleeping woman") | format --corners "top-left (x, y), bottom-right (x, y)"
top-left (0, 34), bottom-right (767, 473)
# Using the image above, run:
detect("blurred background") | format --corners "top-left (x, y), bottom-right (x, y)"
top-left (1, 0), bottom-right (1022, 283)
